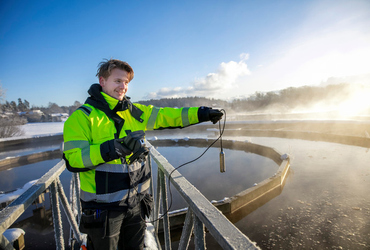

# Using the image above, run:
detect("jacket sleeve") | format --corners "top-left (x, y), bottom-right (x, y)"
top-left (136, 104), bottom-right (200, 131)
top-left (63, 107), bottom-right (109, 172)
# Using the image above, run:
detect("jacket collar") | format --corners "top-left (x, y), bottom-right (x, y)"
top-left (85, 84), bottom-right (144, 125)
top-left (86, 83), bottom-right (129, 111)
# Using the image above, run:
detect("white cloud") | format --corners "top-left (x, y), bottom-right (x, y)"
top-left (144, 1), bottom-right (370, 101)
top-left (144, 54), bottom-right (250, 99)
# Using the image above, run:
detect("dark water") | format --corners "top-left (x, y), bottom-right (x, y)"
top-left (1, 135), bottom-right (369, 249)
top-left (151, 146), bottom-right (277, 211)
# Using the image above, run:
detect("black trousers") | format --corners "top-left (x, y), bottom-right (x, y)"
top-left (82, 203), bottom-right (146, 250)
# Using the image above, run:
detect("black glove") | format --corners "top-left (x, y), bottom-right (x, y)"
top-left (118, 130), bottom-right (149, 164)
top-left (100, 138), bottom-right (132, 162)
top-left (198, 107), bottom-right (223, 124)
top-left (100, 130), bottom-right (149, 163)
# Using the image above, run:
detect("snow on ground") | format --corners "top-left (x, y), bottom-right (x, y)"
top-left (20, 122), bottom-right (64, 137)
top-left (0, 122), bottom-right (65, 142)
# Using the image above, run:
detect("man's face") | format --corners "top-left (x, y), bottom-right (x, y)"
top-left (99, 68), bottom-right (129, 101)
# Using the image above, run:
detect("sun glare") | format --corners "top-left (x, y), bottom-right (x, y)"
top-left (338, 90), bottom-right (370, 117)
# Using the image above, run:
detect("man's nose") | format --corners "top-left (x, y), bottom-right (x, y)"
top-left (119, 82), bottom-right (128, 88)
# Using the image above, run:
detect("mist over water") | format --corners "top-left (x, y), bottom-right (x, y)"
top-left (224, 136), bottom-right (370, 249)
top-left (228, 83), bottom-right (370, 122)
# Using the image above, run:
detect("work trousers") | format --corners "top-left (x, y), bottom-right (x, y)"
top-left (82, 203), bottom-right (146, 250)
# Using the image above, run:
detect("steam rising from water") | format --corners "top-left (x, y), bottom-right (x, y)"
top-left (232, 83), bottom-right (370, 121)
top-left (293, 85), bottom-right (370, 119)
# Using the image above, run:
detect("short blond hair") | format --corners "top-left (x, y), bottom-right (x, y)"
top-left (96, 59), bottom-right (134, 81)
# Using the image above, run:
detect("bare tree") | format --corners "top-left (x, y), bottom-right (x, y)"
top-left (0, 83), bottom-right (5, 106)
top-left (0, 83), bottom-right (4, 99)
top-left (0, 119), bottom-right (25, 138)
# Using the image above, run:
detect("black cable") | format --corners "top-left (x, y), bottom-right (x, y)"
top-left (129, 109), bottom-right (226, 224)
top-left (157, 109), bottom-right (227, 222)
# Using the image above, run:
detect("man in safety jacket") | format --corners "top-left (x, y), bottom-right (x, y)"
top-left (63, 59), bottom-right (223, 250)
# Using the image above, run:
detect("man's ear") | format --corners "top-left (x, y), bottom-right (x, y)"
top-left (99, 76), bottom-right (105, 87)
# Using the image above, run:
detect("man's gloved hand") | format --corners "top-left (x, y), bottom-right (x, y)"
top-left (100, 130), bottom-right (149, 163)
top-left (209, 109), bottom-right (223, 124)
top-left (198, 106), bottom-right (223, 124)
top-left (117, 131), bottom-right (145, 154)
top-left (117, 130), bottom-right (149, 164)
top-left (100, 138), bottom-right (132, 162)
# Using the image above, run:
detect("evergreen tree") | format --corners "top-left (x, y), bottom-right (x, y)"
top-left (18, 98), bottom-right (27, 112)
top-left (10, 101), bottom-right (17, 112)
top-left (24, 99), bottom-right (30, 110)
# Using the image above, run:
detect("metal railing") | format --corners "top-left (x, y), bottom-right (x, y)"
top-left (148, 141), bottom-right (259, 250)
top-left (0, 141), bottom-right (260, 250)
top-left (0, 160), bottom-right (84, 250)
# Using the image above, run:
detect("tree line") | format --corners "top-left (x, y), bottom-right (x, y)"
top-left (1, 99), bottom-right (82, 117)
top-left (1, 82), bottom-right (368, 118)
top-left (1, 82), bottom-right (367, 138)
top-left (139, 83), bottom-right (368, 113)
top-left (137, 96), bottom-right (229, 108)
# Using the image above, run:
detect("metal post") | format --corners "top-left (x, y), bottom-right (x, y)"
top-left (148, 154), bottom-right (155, 222)
top-left (148, 155), bottom-right (162, 249)
top-left (69, 173), bottom-right (76, 247)
top-left (193, 215), bottom-right (206, 250)
top-left (50, 180), bottom-right (65, 250)
top-left (56, 178), bottom-right (83, 245)
top-left (73, 173), bottom-right (82, 221)
top-left (159, 169), bottom-right (171, 250)
top-left (154, 167), bottom-right (162, 234)
top-left (178, 208), bottom-right (194, 250)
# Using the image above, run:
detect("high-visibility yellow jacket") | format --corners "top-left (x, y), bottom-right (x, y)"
top-left (63, 84), bottom-right (202, 210)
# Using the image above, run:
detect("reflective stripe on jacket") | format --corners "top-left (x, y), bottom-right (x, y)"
top-left (63, 88), bottom-right (200, 208)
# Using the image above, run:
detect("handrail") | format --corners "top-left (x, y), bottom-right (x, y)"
top-left (148, 141), bottom-right (260, 250)
top-left (0, 160), bottom-right (65, 236)
top-left (0, 160), bottom-right (85, 250)
top-left (0, 160), bottom-right (69, 249)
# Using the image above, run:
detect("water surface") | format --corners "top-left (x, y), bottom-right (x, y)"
top-left (1, 135), bottom-right (369, 249)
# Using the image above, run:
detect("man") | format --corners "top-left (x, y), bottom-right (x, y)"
top-left (63, 59), bottom-right (223, 250)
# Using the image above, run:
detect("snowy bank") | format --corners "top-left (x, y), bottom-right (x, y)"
top-left (0, 180), bottom-right (37, 204)
top-left (0, 122), bottom-right (64, 142)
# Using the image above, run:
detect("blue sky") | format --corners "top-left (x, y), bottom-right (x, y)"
top-left (1, 0), bottom-right (370, 107)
